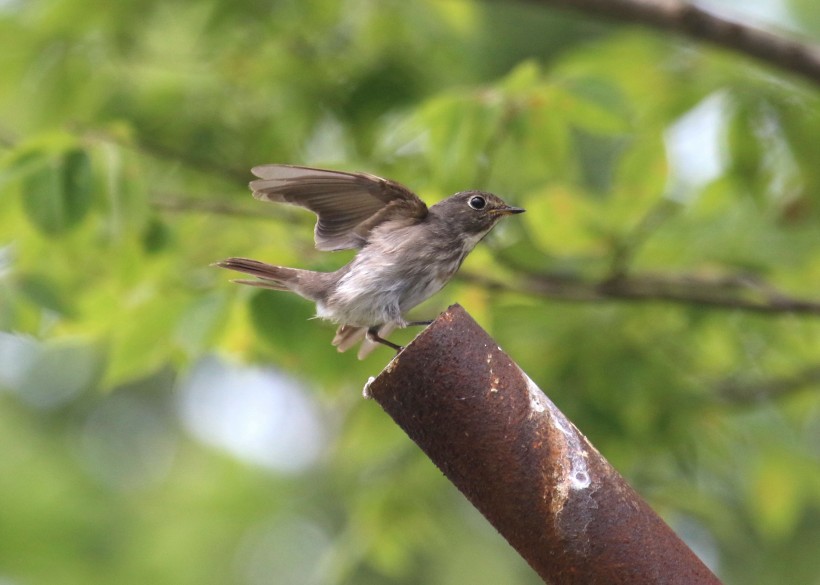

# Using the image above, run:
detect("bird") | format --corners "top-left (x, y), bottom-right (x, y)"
top-left (216, 164), bottom-right (524, 358)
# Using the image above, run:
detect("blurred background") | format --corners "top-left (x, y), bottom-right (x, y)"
top-left (2, 0), bottom-right (820, 583)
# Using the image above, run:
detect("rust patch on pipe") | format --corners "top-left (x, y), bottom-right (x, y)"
top-left (368, 304), bottom-right (721, 585)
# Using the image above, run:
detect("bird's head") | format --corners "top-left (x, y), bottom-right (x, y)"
top-left (433, 191), bottom-right (525, 235)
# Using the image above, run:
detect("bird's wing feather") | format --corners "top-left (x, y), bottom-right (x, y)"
top-left (250, 164), bottom-right (428, 251)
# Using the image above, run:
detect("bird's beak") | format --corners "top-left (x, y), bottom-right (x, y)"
top-left (493, 206), bottom-right (526, 216)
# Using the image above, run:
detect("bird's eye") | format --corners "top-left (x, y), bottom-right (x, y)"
top-left (468, 196), bottom-right (486, 210)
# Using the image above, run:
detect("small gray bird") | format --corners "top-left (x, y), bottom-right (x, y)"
top-left (216, 164), bottom-right (524, 358)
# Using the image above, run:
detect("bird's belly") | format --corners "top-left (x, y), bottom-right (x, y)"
top-left (321, 256), bottom-right (458, 327)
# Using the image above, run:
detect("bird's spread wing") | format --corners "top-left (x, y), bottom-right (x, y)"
top-left (250, 164), bottom-right (428, 251)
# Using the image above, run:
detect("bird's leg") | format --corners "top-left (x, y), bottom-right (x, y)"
top-left (367, 326), bottom-right (403, 352)
top-left (366, 320), bottom-right (432, 354)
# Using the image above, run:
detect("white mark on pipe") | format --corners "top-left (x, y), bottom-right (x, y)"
top-left (362, 376), bottom-right (376, 399)
top-left (523, 371), bottom-right (592, 499)
top-left (487, 354), bottom-right (500, 393)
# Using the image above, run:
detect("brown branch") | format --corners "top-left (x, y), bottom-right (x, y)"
top-left (716, 364), bottom-right (820, 405)
top-left (82, 128), bottom-right (250, 184)
top-left (150, 194), bottom-right (314, 227)
top-left (148, 191), bottom-right (820, 317)
top-left (143, 180), bottom-right (820, 317)
top-left (459, 269), bottom-right (820, 315)
top-left (151, 195), bottom-right (280, 220)
top-left (518, 0), bottom-right (820, 85)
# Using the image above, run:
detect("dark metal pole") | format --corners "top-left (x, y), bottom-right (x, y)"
top-left (367, 304), bottom-right (722, 585)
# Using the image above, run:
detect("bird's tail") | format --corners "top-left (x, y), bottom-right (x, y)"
top-left (214, 257), bottom-right (301, 291)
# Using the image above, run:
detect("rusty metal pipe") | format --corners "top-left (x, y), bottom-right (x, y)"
top-left (367, 304), bottom-right (721, 585)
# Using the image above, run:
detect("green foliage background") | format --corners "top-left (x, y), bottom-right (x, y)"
top-left (2, 0), bottom-right (820, 583)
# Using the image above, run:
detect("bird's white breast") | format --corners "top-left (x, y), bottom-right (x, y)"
top-left (318, 222), bottom-right (492, 327)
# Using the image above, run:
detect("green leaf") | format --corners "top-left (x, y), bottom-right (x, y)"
top-left (21, 158), bottom-right (63, 235)
top-left (20, 148), bottom-right (94, 235)
top-left (17, 272), bottom-right (76, 317)
top-left (747, 453), bottom-right (804, 540)
top-left (61, 148), bottom-right (94, 225)
top-left (727, 95), bottom-right (764, 200)
top-left (102, 297), bottom-right (184, 388)
top-left (572, 127), bottom-right (628, 196)
top-left (248, 289), bottom-right (316, 353)
top-left (141, 216), bottom-right (173, 254)
top-left (174, 292), bottom-right (229, 357)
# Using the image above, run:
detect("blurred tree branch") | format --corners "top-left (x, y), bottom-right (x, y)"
top-left (152, 196), bottom-right (277, 219)
top-left (151, 195), bottom-right (313, 225)
top-left (717, 364), bottom-right (820, 404)
top-left (156, 190), bottom-right (820, 317)
top-left (80, 128), bottom-right (250, 183)
top-left (518, 0), bottom-right (820, 85)
top-left (459, 269), bottom-right (820, 315)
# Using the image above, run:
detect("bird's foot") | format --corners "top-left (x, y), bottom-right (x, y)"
top-left (367, 327), bottom-right (404, 353)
